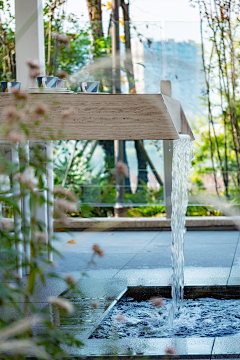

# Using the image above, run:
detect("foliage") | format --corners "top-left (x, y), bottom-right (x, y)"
top-left (0, 0), bottom-right (15, 80)
top-left (0, 79), bottom-right (107, 358)
top-left (44, 1), bottom-right (91, 80)
top-left (0, 0), bottom-right (91, 86)
top-left (127, 206), bottom-right (165, 217)
top-left (190, 0), bottom-right (240, 200)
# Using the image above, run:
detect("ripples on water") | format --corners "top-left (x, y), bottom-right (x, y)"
top-left (91, 297), bottom-right (240, 338)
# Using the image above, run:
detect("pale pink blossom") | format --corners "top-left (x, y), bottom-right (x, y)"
top-left (8, 132), bottom-right (26, 143)
top-left (92, 300), bottom-right (99, 309)
top-left (62, 108), bottom-right (75, 119)
top-left (29, 69), bottom-right (40, 79)
top-left (3, 107), bottom-right (21, 122)
top-left (116, 313), bottom-right (125, 322)
top-left (51, 262), bottom-right (58, 269)
top-left (165, 346), bottom-right (177, 356)
top-left (34, 231), bottom-right (46, 243)
top-left (92, 244), bottom-right (104, 257)
top-left (26, 60), bottom-right (40, 70)
top-left (65, 275), bottom-right (76, 285)
top-left (48, 297), bottom-right (74, 314)
top-left (34, 103), bottom-right (49, 116)
top-left (53, 186), bottom-right (77, 203)
top-left (55, 198), bottom-right (77, 213)
top-left (56, 70), bottom-right (69, 79)
top-left (116, 161), bottom-right (129, 178)
top-left (0, 218), bottom-right (12, 231)
top-left (15, 169), bottom-right (37, 191)
top-left (11, 88), bottom-right (29, 102)
top-left (53, 33), bottom-right (70, 46)
top-left (59, 215), bottom-right (70, 227)
top-left (150, 297), bottom-right (165, 308)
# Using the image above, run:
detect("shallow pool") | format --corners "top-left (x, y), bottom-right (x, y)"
top-left (91, 297), bottom-right (240, 338)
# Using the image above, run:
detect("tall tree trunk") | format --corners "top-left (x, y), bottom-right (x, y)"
top-left (121, 0), bottom-right (148, 190)
top-left (86, 0), bottom-right (103, 40)
top-left (135, 141), bottom-right (148, 191)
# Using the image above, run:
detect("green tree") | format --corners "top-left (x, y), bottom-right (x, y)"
top-left (191, 0), bottom-right (240, 199)
top-left (0, 0), bottom-right (15, 81)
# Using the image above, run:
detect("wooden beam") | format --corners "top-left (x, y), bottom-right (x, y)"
top-left (0, 94), bottom-right (194, 140)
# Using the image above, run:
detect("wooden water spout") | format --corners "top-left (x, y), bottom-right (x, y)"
top-left (0, 93), bottom-right (194, 141)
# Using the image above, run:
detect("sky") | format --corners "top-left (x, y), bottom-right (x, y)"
top-left (6, 0), bottom-right (201, 43)
top-left (64, 0), bottom-right (200, 22)
top-left (48, 0), bottom-right (201, 42)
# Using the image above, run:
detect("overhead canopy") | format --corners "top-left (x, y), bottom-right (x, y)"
top-left (0, 93), bottom-right (194, 140)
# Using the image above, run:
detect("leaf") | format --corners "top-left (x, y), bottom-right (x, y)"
top-left (107, 1), bottom-right (112, 10)
top-left (119, 20), bottom-right (124, 26)
top-left (119, 35), bottom-right (125, 43)
top-left (0, 317), bottom-right (42, 342)
top-left (136, 62), bottom-right (146, 68)
top-left (0, 340), bottom-right (51, 359)
top-left (67, 239), bottom-right (76, 244)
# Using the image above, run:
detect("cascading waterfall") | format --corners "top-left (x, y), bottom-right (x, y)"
top-left (169, 135), bottom-right (194, 326)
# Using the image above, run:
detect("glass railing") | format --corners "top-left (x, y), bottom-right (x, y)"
top-left (3, 16), bottom-right (236, 214)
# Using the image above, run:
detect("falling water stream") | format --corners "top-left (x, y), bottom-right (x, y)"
top-left (169, 135), bottom-right (194, 325)
top-left (89, 136), bottom-right (240, 339)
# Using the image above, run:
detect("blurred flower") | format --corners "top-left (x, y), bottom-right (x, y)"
top-left (0, 339), bottom-right (50, 359)
top-left (0, 218), bottom-right (12, 231)
top-left (53, 33), bottom-right (70, 46)
top-left (55, 198), bottom-right (77, 213)
top-left (34, 103), bottom-right (49, 116)
top-left (116, 313), bottom-right (125, 322)
top-left (65, 274), bottom-right (76, 285)
top-left (0, 316), bottom-right (51, 359)
top-left (53, 186), bottom-right (78, 203)
top-left (92, 300), bottom-right (99, 309)
top-left (15, 167), bottom-right (37, 191)
top-left (48, 297), bottom-right (74, 314)
top-left (116, 161), bottom-right (129, 178)
top-left (8, 132), bottom-right (26, 143)
top-left (11, 88), bottom-right (29, 102)
top-left (59, 214), bottom-right (70, 227)
top-left (165, 346), bottom-right (177, 356)
top-left (34, 231), bottom-right (46, 243)
top-left (150, 297), bottom-right (165, 308)
top-left (62, 107), bottom-right (75, 119)
top-left (3, 106), bottom-right (22, 123)
top-left (16, 173), bottom-right (35, 191)
top-left (23, 166), bottom-right (37, 181)
top-left (0, 174), bottom-right (10, 192)
top-left (29, 69), bottom-right (40, 79)
top-left (26, 60), bottom-right (40, 70)
top-left (92, 244), bottom-right (104, 257)
top-left (56, 70), bottom-right (69, 79)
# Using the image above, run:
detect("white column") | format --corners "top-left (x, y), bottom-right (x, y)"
top-left (15, 0), bottom-right (45, 89)
top-left (161, 80), bottom-right (173, 219)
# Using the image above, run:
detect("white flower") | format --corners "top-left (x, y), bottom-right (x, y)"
top-left (48, 297), bottom-right (74, 314)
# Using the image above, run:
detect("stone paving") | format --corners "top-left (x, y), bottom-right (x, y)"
top-left (33, 230), bottom-right (240, 358)
top-left (53, 230), bottom-right (240, 286)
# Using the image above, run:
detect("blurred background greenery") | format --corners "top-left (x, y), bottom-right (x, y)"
top-left (1, 0), bottom-right (239, 217)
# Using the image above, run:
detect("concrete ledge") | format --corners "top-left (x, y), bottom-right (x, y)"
top-left (54, 216), bottom-right (237, 231)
